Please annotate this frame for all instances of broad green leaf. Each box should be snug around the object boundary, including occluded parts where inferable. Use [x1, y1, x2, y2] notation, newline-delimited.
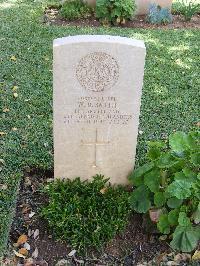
[157, 153, 180, 169]
[144, 169, 161, 193]
[167, 197, 183, 208]
[186, 132, 199, 149]
[147, 147, 161, 160]
[129, 185, 151, 213]
[174, 171, 195, 185]
[168, 209, 179, 226]
[164, 190, 171, 199]
[128, 162, 154, 186]
[157, 214, 170, 234]
[147, 141, 166, 149]
[174, 174, 196, 190]
[167, 180, 192, 199]
[154, 192, 166, 207]
[190, 153, 200, 167]
[182, 168, 197, 179]
[178, 212, 191, 227]
[170, 225, 200, 252]
[174, 171, 186, 180]
[169, 131, 195, 153]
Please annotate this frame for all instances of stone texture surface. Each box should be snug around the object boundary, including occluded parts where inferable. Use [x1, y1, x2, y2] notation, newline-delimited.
[53, 35, 146, 184]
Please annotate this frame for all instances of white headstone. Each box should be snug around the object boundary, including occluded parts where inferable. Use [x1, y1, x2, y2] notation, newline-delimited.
[53, 35, 146, 184]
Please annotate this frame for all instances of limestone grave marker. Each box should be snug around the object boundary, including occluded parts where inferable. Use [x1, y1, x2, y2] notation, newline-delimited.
[53, 35, 146, 184]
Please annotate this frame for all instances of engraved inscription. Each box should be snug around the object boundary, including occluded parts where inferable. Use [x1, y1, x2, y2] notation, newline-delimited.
[81, 129, 110, 168]
[76, 52, 119, 92]
[64, 96, 133, 125]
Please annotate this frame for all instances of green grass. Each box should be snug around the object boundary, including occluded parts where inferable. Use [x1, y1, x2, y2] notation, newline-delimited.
[0, 0, 199, 256]
[41, 175, 130, 252]
[172, 0, 200, 19]
[172, 0, 200, 13]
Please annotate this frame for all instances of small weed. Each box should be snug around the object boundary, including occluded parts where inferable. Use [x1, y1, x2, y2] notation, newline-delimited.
[40, 175, 130, 252]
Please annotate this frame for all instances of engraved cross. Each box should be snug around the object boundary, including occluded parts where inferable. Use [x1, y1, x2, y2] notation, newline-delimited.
[81, 129, 110, 168]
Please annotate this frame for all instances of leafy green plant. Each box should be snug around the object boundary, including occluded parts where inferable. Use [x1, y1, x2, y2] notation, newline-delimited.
[129, 131, 200, 252]
[176, 0, 200, 21]
[147, 3, 173, 24]
[40, 175, 130, 252]
[172, 1, 185, 15]
[60, 0, 93, 20]
[96, 0, 136, 25]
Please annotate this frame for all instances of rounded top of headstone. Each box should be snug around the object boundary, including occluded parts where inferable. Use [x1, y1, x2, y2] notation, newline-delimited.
[76, 52, 119, 92]
[53, 35, 146, 50]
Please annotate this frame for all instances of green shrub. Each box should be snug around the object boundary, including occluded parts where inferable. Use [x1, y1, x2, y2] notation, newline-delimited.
[147, 3, 173, 24]
[96, 0, 136, 25]
[40, 175, 130, 252]
[60, 0, 93, 20]
[175, 0, 200, 21]
[172, 1, 185, 14]
[129, 131, 200, 252]
[46, 0, 62, 9]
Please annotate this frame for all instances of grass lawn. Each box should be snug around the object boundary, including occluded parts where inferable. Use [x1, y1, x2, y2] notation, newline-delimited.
[0, 0, 199, 256]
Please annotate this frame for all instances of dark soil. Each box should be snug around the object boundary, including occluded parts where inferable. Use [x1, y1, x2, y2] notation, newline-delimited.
[44, 7, 200, 29]
[9, 169, 170, 266]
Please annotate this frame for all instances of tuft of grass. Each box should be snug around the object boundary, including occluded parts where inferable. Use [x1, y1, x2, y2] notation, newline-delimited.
[40, 175, 130, 252]
[172, 0, 200, 20]
[0, 0, 199, 256]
